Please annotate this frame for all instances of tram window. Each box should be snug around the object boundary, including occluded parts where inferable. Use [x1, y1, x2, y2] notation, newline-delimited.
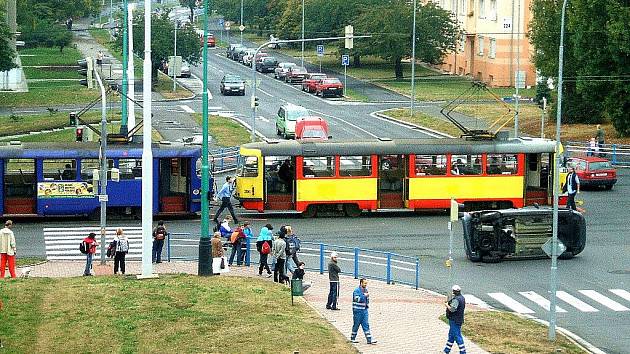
[240, 156, 259, 177]
[43, 159, 76, 181]
[118, 159, 142, 179]
[264, 156, 291, 194]
[415, 155, 447, 176]
[303, 156, 335, 178]
[81, 159, 114, 181]
[451, 154, 482, 175]
[5, 159, 36, 197]
[339, 156, 371, 177]
[487, 154, 518, 175]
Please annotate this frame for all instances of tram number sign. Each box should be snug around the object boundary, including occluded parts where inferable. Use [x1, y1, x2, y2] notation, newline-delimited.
[98, 194, 109, 202]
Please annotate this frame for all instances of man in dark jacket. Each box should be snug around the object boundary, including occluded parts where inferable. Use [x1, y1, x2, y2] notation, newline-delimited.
[443, 285, 466, 354]
[563, 167, 580, 211]
[326, 252, 341, 310]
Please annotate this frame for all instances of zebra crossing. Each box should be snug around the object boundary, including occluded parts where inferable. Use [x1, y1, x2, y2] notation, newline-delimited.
[466, 288, 630, 315]
[44, 227, 144, 260]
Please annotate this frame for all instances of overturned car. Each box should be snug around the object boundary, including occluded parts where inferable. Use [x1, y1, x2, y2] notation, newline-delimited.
[462, 207, 586, 262]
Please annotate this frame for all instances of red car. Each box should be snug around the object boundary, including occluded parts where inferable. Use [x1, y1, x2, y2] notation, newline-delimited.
[315, 77, 344, 97]
[302, 73, 327, 93]
[199, 33, 216, 47]
[566, 156, 617, 190]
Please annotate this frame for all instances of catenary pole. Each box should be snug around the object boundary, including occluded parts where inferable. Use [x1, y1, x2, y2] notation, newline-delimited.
[514, 0, 520, 137]
[410, 0, 417, 117]
[240, 0, 244, 45]
[549, 0, 569, 341]
[121, 0, 128, 134]
[93, 59, 108, 266]
[127, 3, 136, 131]
[301, 0, 305, 67]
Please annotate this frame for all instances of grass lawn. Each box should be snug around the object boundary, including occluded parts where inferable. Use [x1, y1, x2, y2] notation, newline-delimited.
[193, 114, 256, 147]
[18, 47, 82, 67]
[343, 87, 369, 102]
[446, 311, 586, 354]
[15, 257, 46, 267]
[0, 275, 355, 354]
[155, 72, 194, 100]
[0, 111, 104, 137]
[382, 108, 462, 137]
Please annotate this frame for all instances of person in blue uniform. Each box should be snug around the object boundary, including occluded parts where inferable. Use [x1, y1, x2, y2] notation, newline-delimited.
[350, 278, 377, 345]
[443, 284, 466, 354]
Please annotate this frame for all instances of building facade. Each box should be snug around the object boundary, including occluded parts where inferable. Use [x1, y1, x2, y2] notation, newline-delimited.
[435, 0, 536, 88]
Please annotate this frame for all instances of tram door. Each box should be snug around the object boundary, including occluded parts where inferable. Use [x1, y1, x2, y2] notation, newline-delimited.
[158, 158, 190, 213]
[263, 156, 295, 210]
[524, 153, 552, 206]
[2, 159, 37, 215]
[379, 155, 406, 209]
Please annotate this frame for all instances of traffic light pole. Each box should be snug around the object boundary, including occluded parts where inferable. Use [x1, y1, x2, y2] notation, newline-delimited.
[93, 59, 108, 266]
[121, 0, 128, 135]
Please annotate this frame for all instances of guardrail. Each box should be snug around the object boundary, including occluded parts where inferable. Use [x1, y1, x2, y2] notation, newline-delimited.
[210, 147, 240, 173]
[565, 141, 630, 166]
[166, 233, 421, 289]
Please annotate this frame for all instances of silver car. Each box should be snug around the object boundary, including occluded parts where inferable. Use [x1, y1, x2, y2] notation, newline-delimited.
[274, 62, 297, 80]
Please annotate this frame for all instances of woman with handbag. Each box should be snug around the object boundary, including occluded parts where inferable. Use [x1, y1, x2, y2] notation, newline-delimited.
[211, 231, 226, 275]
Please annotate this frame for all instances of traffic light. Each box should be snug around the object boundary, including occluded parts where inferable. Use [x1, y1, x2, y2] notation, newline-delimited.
[344, 25, 354, 49]
[77, 57, 93, 89]
[69, 112, 77, 126]
[75, 127, 83, 142]
[251, 95, 259, 109]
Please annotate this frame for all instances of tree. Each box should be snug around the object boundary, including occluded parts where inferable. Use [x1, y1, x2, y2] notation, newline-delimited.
[0, 19, 17, 72]
[180, 0, 196, 22]
[121, 13, 201, 83]
[529, 0, 630, 135]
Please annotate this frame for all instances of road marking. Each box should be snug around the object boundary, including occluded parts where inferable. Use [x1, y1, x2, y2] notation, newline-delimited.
[487, 292, 535, 314]
[609, 289, 630, 303]
[579, 290, 630, 311]
[518, 291, 566, 312]
[463, 294, 491, 309]
[309, 109, 380, 139]
[257, 88, 273, 97]
[257, 115, 269, 122]
[180, 105, 195, 113]
[557, 291, 599, 312]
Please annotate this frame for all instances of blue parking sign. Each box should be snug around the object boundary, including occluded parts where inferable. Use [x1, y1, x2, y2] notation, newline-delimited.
[341, 54, 350, 66]
[218, 18, 224, 26]
[316, 45, 324, 57]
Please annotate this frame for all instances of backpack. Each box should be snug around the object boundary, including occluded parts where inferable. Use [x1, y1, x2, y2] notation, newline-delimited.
[154, 226, 166, 240]
[79, 240, 89, 254]
[106, 240, 117, 258]
[261, 241, 271, 255]
[230, 229, 241, 244]
[287, 236, 300, 255]
[118, 239, 129, 253]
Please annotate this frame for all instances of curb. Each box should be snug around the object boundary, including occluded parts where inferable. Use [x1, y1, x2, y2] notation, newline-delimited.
[371, 110, 454, 138]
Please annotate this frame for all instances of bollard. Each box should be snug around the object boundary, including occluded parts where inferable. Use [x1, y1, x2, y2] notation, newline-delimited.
[386, 253, 392, 285]
[245, 236, 251, 266]
[319, 243, 325, 274]
[354, 248, 359, 279]
[167, 232, 171, 262]
[415, 258, 420, 290]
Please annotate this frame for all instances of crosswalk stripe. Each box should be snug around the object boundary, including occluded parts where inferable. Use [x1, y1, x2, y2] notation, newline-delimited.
[488, 292, 535, 314]
[463, 294, 491, 309]
[519, 291, 567, 312]
[180, 105, 195, 113]
[557, 291, 599, 312]
[579, 290, 630, 311]
[609, 289, 630, 303]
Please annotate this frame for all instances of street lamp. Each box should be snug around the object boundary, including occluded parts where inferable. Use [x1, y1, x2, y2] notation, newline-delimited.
[301, 0, 305, 67]
[198, 0, 212, 276]
[173, 20, 180, 92]
[240, 0, 244, 45]
[410, 0, 417, 117]
[548, 0, 569, 342]
[121, 0, 128, 135]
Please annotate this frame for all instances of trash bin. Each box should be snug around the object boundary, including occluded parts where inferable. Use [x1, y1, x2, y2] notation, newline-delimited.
[291, 279, 303, 296]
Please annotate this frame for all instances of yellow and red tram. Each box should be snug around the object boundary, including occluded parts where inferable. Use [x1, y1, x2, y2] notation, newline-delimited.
[235, 137, 564, 217]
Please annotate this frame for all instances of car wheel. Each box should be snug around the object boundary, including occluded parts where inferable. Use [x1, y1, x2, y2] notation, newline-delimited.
[241, 90, 245, 96]
[558, 250, 575, 260]
[276, 126, 281, 135]
[302, 204, 317, 218]
[605, 184, 613, 190]
[463, 234, 482, 262]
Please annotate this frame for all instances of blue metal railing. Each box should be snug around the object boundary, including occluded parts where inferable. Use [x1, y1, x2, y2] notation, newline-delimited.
[166, 234, 422, 289]
[565, 141, 630, 166]
[210, 146, 240, 173]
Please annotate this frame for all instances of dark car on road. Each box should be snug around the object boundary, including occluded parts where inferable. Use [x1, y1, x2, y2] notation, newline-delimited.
[462, 207, 586, 263]
[220, 74, 246, 96]
[256, 56, 278, 73]
[226, 44, 244, 60]
[566, 156, 617, 190]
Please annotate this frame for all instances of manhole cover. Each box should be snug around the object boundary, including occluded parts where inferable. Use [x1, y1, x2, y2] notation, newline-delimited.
[608, 269, 630, 274]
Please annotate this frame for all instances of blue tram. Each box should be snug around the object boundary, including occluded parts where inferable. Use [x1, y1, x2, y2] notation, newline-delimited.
[0, 142, 209, 217]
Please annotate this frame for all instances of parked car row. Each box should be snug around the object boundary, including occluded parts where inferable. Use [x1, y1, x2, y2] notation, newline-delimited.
[274, 64, 344, 97]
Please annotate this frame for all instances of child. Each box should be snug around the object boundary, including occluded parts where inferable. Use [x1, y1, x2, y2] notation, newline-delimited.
[292, 261, 311, 292]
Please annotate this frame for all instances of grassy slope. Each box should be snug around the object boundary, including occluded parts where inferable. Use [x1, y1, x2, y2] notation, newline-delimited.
[0, 111, 104, 137]
[0, 275, 355, 354]
[193, 114, 254, 147]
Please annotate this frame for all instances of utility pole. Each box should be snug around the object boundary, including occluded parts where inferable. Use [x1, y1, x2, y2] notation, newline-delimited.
[514, 0, 521, 138]
[240, 0, 244, 45]
[121, 0, 129, 135]
[173, 20, 179, 92]
[410, 0, 417, 117]
[301, 0, 305, 67]
[93, 60, 108, 266]
[127, 3, 136, 131]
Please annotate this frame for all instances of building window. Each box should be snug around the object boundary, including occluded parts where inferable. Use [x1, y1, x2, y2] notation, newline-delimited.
[459, 36, 466, 52]
[479, 0, 486, 18]
[303, 156, 335, 178]
[451, 0, 457, 13]
[415, 155, 447, 176]
[339, 156, 372, 177]
[489, 38, 496, 58]
[489, 0, 497, 20]
[478, 36, 484, 56]
[460, 0, 466, 15]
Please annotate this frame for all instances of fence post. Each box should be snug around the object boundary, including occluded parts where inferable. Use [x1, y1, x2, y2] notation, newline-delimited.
[354, 248, 359, 279]
[220, 148, 225, 171]
[245, 236, 251, 266]
[415, 258, 420, 290]
[386, 253, 391, 285]
[612, 144, 617, 164]
[167, 232, 171, 262]
[319, 243, 325, 274]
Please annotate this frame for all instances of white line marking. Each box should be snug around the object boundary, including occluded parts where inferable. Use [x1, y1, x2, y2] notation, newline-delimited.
[257, 115, 269, 122]
[369, 111, 444, 138]
[556, 291, 599, 312]
[257, 88, 273, 97]
[309, 108, 379, 139]
[518, 291, 566, 312]
[609, 289, 630, 303]
[180, 105, 195, 113]
[579, 290, 630, 311]
[487, 292, 536, 314]
[463, 294, 492, 309]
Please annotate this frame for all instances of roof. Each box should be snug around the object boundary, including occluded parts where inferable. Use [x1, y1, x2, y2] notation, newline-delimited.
[0, 142, 201, 159]
[568, 156, 610, 163]
[242, 137, 558, 157]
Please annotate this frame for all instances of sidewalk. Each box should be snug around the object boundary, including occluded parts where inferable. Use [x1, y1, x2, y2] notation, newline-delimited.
[24, 260, 489, 354]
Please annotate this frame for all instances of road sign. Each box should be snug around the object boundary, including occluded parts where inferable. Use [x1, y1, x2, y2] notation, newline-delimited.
[218, 18, 224, 26]
[316, 45, 324, 57]
[239, 25, 245, 32]
[225, 21, 231, 30]
[341, 54, 350, 66]
[542, 238, 566, 258]
[98, 194, 109, 202]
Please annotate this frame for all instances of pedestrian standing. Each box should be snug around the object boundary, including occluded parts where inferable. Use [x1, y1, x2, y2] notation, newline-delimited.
[82, 232, 98, 276]
[228, 223, 246, 266]
[0, 220, 17, 279]
[326, 252, 341, 310]
[211, 231, 225, 275]
[272, 230, 288, 283]
[152, 220, 167, 263]
[587, 138, 597, 156]
[285, 225, 301, 276]
[256, 224, 273, 277]
[240, 222, 253, 265]
[443, 285, 467, 354]
[213, 176, 239, 227]
[563, 167, 580, 211]
[351, 278, 377, 345]
[96, 50, 104, 68]
[596, 124, 605, 155]
[113, 228, 129, 275]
